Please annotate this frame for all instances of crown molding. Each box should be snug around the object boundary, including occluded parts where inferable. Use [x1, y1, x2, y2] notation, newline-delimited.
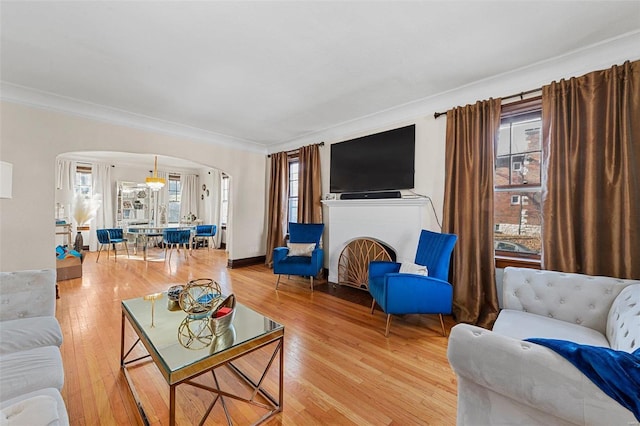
[0, 83, 268, 155]
[269, 30, 640, 154]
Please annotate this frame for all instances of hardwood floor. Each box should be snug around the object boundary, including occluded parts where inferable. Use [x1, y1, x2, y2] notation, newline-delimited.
[56, 248, 458, 425]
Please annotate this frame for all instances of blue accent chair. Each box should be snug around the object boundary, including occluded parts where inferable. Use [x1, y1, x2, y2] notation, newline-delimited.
[273, 223, 324, 291]
[96, 228, 130, 262]
[163, 229, 192, 261]
[194, 225, 217, 250]
[368, 229, 457, 337]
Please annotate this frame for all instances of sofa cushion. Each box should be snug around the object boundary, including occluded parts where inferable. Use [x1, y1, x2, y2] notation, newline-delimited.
[493, 309, 610, 348]
[607, 284, 640, 353]
[0, 317, 62, 355]
[0, 270, 57, 320]
[0, 388, 68, 426]
[0, 346, 64, 401]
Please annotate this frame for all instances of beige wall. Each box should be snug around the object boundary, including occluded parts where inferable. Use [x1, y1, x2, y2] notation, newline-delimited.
[0, 101, 266, 271]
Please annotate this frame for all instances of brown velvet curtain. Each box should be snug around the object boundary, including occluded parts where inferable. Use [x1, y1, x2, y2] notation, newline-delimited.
[542, 60, 640, 279]
[297, 144, 323, 223]
[265, 151, 289, 266]
[443, 98, 502, 328]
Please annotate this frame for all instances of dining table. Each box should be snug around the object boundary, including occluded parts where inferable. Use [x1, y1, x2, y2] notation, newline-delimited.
[126, 225, 196, 261]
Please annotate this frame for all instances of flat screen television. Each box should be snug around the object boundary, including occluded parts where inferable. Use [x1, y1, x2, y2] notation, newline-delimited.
[330, 124, 415, 193]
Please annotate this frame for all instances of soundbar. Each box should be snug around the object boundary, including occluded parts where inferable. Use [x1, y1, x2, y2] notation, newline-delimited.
[340, 191, 402, 200]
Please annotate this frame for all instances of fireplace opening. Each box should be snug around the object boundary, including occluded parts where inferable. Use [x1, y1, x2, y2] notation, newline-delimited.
[337, 238, 396, 290]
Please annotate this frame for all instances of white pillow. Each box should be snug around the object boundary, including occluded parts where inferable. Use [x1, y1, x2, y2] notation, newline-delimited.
[399, 262, 428, 276]
[287, 242, 316, 257]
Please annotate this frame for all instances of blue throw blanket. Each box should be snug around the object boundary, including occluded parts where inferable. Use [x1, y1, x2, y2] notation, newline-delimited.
[526, 338, 640, 421]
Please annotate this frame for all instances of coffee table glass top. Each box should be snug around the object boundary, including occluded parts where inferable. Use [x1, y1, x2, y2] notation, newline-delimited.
[122, 293, 283, 377]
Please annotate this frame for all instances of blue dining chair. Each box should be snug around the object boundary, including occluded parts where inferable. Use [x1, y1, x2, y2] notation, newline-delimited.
[368, 229, 457, 337]
[96, 228, 130, 262]
[194, 225, 217, 250]
[163, 229, 191, 261]
[273, 223, 324, 291]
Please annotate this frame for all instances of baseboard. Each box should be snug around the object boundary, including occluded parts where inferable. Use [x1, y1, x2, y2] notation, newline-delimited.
[227, 255, 266, 268]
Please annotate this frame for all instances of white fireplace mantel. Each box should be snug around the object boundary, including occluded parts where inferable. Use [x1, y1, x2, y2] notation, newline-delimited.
[322, 197, 429, 283]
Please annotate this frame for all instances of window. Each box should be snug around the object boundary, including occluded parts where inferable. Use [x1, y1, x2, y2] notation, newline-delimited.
[167, 174, 181, 223]
[221, 174, 229, 226]
[75, 165, 92, 198]
[288, 159, 299, 224]
[494, 97, 542, 260]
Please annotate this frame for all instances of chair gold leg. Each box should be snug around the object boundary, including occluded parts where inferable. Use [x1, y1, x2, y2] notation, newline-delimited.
[439, 314, 446, 337]
[96, 246, 102, 262]
[124, 242, 130, 258]
[370, 299, 376, 314]
[310, 276, 314, 292]
[385, 314, 392, 337]
[275, 275, 281, 290]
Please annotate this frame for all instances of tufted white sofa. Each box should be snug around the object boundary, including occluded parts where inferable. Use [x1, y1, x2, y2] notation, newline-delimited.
[0, 269, 69, 425]
[447, 267, 640, 425]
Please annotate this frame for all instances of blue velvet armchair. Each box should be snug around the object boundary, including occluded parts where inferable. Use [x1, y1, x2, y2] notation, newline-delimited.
[368, 229, 457, 336]
[96, 228, 130, 262]
[273, 223, 324, 291]
[194, 224, 217, 250]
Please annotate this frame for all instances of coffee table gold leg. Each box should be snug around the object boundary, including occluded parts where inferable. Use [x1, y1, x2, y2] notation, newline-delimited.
[170, 385, 176, 425]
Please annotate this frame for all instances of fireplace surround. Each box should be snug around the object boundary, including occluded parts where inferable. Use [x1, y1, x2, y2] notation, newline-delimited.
[322, 198, 430, 284]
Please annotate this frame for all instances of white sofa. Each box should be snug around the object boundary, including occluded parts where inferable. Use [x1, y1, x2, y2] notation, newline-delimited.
[447, 267, 640, 426]
[0, 269, 69, 425]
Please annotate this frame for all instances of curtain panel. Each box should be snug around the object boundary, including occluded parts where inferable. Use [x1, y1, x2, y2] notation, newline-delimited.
[443, 98, 502, 328]
[542, 60, 640, 279]
[89, 163, 113, 251]
[297, 144, 323, 224]
[179, 174, 199, 221]
[265, 152, 289, 266]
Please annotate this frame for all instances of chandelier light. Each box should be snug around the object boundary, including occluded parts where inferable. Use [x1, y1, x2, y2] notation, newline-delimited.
[146, 156, 166, 191]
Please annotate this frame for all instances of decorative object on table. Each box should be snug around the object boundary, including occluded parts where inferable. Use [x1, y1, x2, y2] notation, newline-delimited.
[159, 205, 167, 226]
[178, 278, 222, 318]
[210, 293, 236, 336]
[143, 292, 163, 328]
[209, 324, 236, 353]
[167, 284, 184, 311]
[177, 316, 213, 349]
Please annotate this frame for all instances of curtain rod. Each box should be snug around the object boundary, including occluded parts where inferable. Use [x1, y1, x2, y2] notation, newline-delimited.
[433, 87, 542, 119]
[267, 141, 324, 158]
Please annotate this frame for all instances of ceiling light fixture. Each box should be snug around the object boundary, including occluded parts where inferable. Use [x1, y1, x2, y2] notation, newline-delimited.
[146, 156, 166, 191]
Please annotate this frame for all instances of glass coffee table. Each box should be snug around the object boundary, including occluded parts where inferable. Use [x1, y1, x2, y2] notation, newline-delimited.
[120, 293, 284, 425]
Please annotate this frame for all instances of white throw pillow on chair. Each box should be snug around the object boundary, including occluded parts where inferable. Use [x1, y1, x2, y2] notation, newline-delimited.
[399, 262, 428, 276]
[287, 243, 316, 257]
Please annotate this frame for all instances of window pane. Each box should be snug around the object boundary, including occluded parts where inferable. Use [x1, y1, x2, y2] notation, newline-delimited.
[511, 119, 541, 153]
[168, 201, 180, 223]
[494, 190, 541, 255]
[496, 126, 511, 156]
[495, 156, 510, 186]
[288, 198, 298, 224]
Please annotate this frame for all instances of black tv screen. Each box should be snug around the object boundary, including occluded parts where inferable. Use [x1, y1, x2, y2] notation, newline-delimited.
[330, 124, 415, 193]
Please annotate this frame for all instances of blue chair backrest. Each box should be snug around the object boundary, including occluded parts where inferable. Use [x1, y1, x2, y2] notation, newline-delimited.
[163, 229, 181, 244]
[108, 228, 124, 240]
[288, 223, 324, 248]
[196, 225, 216, 235]
[97, 229, 110, 244]
[413, 229, 458, 282]
[177, 230, 191, 244]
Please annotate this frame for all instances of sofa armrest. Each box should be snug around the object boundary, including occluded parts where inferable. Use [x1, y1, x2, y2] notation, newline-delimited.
[0, 269, 57, 320]
[447, 324, 637, 425]
[502, 267, 638, 334]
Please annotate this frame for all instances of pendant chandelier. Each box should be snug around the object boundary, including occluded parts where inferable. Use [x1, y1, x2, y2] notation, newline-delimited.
[146, 156, 166, 191]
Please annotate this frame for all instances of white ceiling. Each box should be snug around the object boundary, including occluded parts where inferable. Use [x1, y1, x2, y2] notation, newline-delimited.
[2, 1, 640, 153]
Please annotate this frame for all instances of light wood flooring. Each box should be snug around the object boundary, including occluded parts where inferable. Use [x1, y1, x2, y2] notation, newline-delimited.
[56, 247, 458, 425]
